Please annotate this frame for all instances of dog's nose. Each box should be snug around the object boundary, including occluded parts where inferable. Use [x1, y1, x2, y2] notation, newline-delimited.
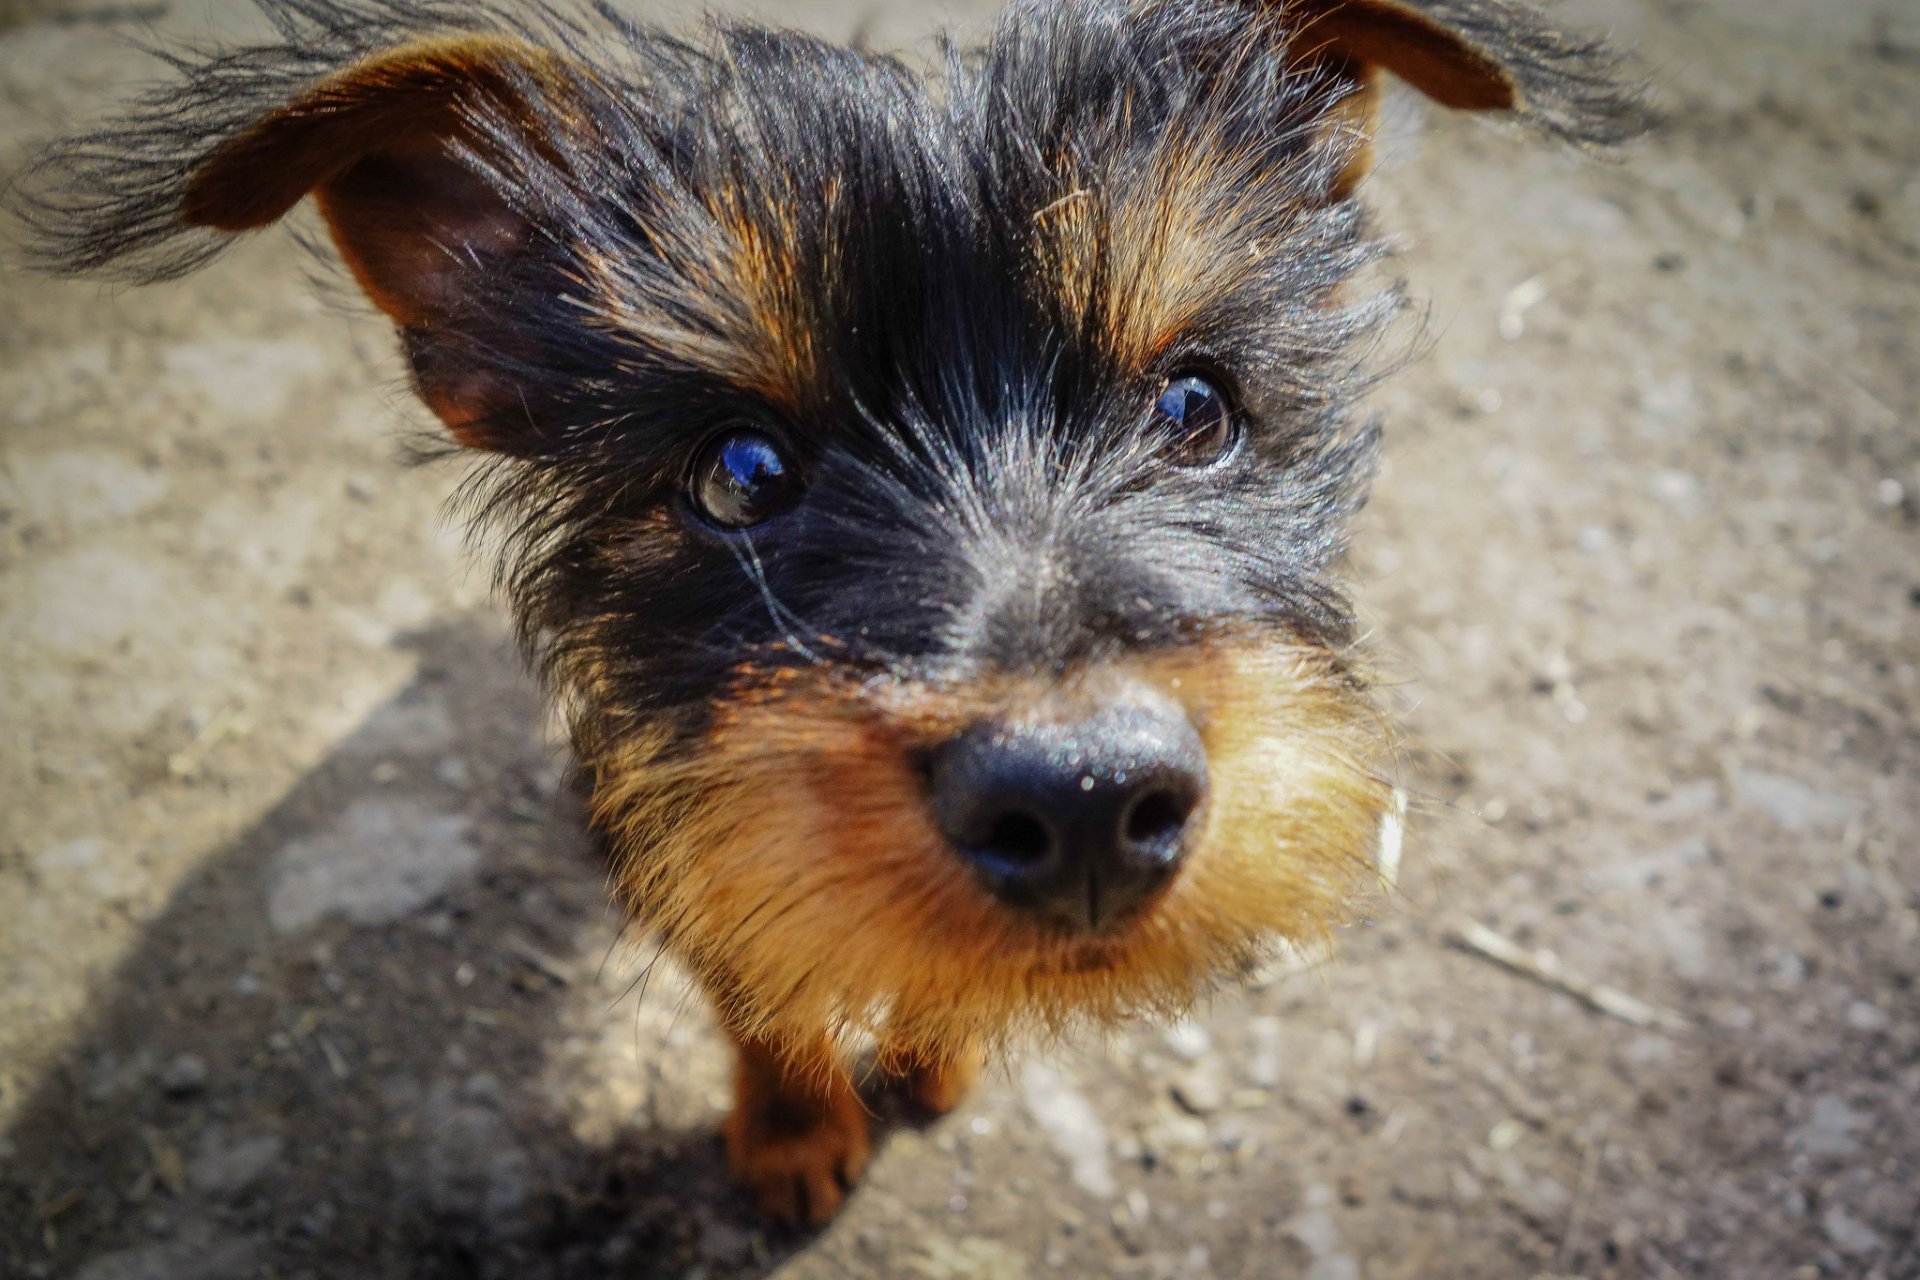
[928, 697, 1207, 933]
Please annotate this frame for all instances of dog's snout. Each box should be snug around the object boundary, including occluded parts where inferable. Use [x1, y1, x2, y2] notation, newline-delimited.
[928, 697, 1207, 933]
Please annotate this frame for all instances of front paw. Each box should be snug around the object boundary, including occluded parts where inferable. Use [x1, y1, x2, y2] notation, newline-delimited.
[724, 1064, 871, 1225]
[890, 1048, 980, 1117]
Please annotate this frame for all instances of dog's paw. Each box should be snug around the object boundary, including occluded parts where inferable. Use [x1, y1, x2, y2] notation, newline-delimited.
[724, 1074, 871, 1226]
[894, 1049, 980, 1117]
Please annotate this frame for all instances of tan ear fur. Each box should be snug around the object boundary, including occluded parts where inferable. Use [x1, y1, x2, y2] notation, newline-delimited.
[175, 36, 568, 441]
[1316, 62, 1387, 200]
[1285, 0, 1519, 196]
[1291, 0, 1516, 111]
[182, 36, 557, 323]
[1283, 0, 1650, 195]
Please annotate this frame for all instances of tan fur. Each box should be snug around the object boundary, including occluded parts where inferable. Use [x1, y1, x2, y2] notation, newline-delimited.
[1321, 63, 1387, 200]
[1028, 0, 1528, 295]
[706, 190, 828, 414]
[590, 636, 1394, 1069]
[1033, 127, 1315, 373]
[182, 36, 565, 235]
[567, 178, 830, 419]
[181, 36, 576, 445]
[724, 1031, 871, 1224]
[1282, 0, 1517, 113]
[883, 1043, 983, 1116]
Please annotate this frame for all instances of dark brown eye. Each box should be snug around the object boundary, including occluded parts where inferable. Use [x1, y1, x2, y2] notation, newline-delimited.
[1151, 374, 1236, 467]
[691, 430, 801, 529]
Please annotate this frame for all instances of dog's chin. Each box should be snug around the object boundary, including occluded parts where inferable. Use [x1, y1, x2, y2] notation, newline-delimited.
[1047, 943, 1121, 976]
[1008, 880, 1183, 971]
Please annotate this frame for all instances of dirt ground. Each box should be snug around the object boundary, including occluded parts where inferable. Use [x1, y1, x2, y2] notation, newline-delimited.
[1, 0, 1915, 1277]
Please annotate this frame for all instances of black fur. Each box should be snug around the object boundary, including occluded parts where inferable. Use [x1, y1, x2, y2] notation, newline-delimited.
[8, 0, 1647, 762]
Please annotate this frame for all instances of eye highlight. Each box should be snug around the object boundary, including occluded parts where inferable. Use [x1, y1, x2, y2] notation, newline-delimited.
[690, 429, 802, 529]
[1150, 374, 1237, 468]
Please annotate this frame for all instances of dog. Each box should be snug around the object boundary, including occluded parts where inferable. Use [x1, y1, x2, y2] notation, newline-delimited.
[12, 0, 1645, 1225]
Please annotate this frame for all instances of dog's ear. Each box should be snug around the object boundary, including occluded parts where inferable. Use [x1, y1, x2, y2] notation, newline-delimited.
[185, 36, 575, 442]
[13, 31, 585, 449]
[183, 37, 556, 327]
[1277, 0, 1650, 194]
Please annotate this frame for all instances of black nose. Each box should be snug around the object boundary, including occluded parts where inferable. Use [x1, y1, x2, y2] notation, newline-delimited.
[928, 697, 1208, 933]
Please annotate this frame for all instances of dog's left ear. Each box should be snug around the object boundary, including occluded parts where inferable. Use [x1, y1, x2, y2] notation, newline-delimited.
[1276, 0, 1651, 193]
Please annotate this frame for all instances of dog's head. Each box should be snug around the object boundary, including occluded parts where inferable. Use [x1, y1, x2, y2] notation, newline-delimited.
[15, 0, 1645, 1058]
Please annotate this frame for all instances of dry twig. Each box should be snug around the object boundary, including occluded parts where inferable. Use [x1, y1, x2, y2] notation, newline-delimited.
[1447, 919, 1689, 1034]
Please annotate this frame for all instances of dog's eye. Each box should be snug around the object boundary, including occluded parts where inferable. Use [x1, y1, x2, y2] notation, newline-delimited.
[1151, 374, 1236, 467]
[691, 430, 801, 529]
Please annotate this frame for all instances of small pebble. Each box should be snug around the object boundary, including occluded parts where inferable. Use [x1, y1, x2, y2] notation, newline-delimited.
[1823, 1206, 1887, 1257]
[1162, 1021, 1211, 1062]
[1171, 1069, 1225, 1117]
[295, 1202, 337, 1237]
[159, 1054, 208, 1097]
[1652, 470, 1697, 503]
[1796, 1095, 1867, 1158]
[1845, 1001, 1890, 1033]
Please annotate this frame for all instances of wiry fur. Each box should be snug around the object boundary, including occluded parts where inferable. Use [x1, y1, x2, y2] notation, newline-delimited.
[8, 0, 1646, 1224]
[594, 638, 1394, 1064]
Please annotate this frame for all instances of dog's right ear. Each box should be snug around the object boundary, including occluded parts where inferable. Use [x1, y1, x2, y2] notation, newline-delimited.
[184, 36, 563, 329]
[13, 31, 585, 448]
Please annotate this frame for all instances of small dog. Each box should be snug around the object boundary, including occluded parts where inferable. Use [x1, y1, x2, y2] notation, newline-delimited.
[13, 0, 1644, 1225]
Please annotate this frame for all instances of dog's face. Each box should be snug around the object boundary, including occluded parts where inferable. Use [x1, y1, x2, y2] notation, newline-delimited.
[510, 2, 1405, 1057]
[17, 0, 1644, 1059]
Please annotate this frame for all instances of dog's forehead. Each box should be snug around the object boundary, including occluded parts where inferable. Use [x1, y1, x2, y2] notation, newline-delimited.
[599, 53, 1341, 427]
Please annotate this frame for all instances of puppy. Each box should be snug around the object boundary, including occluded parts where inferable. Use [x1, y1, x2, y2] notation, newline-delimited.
[13, 0, 1645, 1225]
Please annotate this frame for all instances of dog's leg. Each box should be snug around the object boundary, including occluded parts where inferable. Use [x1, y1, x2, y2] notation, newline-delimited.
[880, 1042, 982, 1117]
[723, 1030, 871, 1225]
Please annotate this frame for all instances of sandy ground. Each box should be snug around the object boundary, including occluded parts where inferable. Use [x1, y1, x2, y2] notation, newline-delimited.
[1, 0, 1916, 1277]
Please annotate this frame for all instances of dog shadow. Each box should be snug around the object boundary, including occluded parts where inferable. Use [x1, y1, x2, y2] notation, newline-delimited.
[0, 616, 875, 1280]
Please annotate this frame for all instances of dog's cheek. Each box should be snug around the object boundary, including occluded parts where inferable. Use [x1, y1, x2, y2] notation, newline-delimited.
[1143, 638, 1395, 956]
[585, 676, 1003, 1053]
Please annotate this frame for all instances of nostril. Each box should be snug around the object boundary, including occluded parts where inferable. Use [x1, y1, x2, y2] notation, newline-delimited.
[982, 812, 1052, 866]
[1123, 787, 1196, 850]
[929, 697, 1206, 931]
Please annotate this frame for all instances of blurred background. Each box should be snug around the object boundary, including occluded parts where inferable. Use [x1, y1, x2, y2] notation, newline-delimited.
[1, 1, 1915, 1277]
